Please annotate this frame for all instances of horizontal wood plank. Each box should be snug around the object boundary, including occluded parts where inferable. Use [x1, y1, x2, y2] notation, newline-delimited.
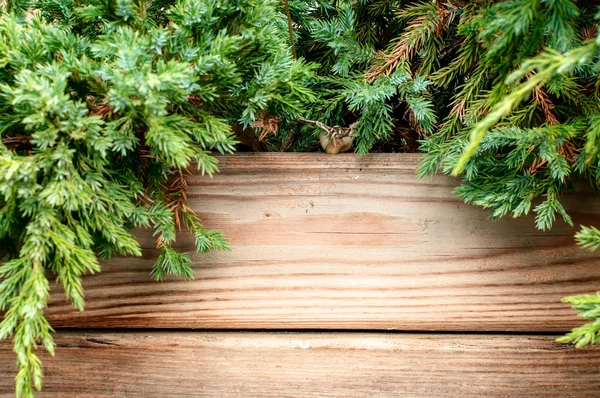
[45, 153, 600, 331]
[1, 332, 600, 397]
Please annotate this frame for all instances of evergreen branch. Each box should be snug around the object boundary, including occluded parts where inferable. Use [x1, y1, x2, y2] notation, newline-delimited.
[452, 41, 598, 176]
[558, 293, 600, 347]
[0, 1, 312, 395]
[575, 225, 600, 252]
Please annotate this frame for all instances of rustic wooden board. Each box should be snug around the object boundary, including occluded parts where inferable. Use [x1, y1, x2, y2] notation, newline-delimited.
[1, 332, 600, 397]
[45, 153, 600, 331]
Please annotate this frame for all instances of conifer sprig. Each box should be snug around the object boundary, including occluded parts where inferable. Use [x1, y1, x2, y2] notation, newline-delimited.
[0, 1, 313, 396]
[288, 0, 600, 351]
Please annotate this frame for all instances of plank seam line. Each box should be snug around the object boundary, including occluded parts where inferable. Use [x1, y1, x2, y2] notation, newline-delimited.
[50, 328, 570, 337]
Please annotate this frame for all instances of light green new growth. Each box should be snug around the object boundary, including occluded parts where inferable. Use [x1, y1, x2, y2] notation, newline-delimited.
[0, 0, 314, 396]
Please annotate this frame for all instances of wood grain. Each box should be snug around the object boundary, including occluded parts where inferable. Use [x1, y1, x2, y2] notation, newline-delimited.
[45, 153, 600, 331]
[1, 332, 600, 397]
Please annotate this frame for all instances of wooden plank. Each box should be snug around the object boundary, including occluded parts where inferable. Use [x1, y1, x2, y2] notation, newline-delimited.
[1, 332, 600, 397]
[45, 153, 600, 331]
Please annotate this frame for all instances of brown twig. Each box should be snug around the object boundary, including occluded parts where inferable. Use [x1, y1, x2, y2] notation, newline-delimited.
[297, 117, 335, 134]
[366, 2, 457, 82]
[527, 72, 558, 125]
[155, 168, 198, 248]
[2, 135, 32, 151]
[283, 0, 296, 59]
[252, 112, 282, 141]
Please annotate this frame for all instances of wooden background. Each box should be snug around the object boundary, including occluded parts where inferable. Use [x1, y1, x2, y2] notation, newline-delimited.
[2, 153, 600, 396]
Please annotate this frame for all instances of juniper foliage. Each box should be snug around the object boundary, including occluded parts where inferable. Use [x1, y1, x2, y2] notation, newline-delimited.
[275, 0, 436, 153]
[412, 2, 600, 348]
[285, 1, 600, 348]
[4, 0, 600, 395]
[0, 0, 313, 396]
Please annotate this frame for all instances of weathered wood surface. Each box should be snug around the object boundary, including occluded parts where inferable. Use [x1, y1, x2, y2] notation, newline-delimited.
[1, 332, 599, 397]
[45, 153, 600, 331]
